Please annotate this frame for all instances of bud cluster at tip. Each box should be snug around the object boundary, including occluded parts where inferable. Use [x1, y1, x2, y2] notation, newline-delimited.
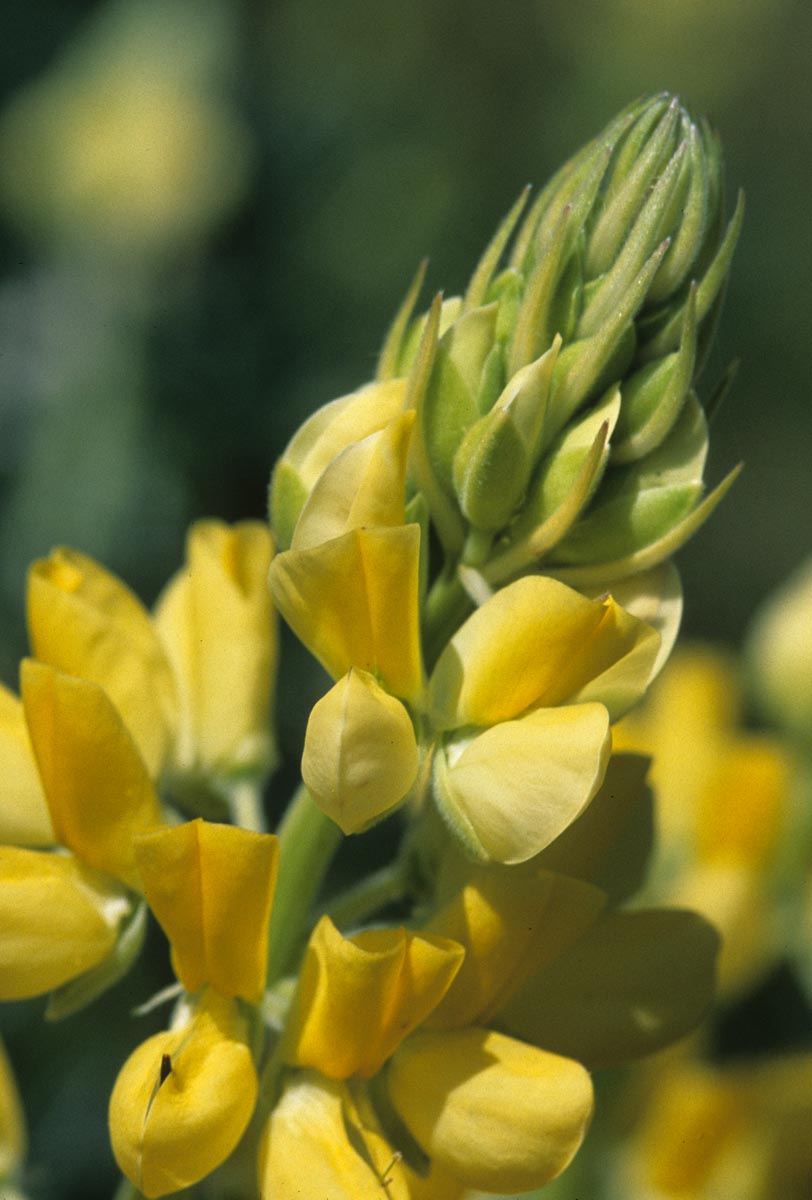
[353, 91, 743, 587]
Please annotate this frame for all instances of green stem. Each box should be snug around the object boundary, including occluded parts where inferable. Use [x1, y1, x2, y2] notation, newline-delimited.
[422, 567, 473, 669]
[265, 784, 343, 986]
[321, 861, 409, 930]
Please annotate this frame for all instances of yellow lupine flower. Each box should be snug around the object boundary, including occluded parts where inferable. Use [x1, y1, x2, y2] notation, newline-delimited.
[387, 1027, 593, 1194]
[27, 547, 177, 778]
[0, 659, 160, 1001]
[283, 916, 464, 1078]
[109, 990, 258, 1200]
[0, 848, 126, 1000]
[291, 411, 416, 552]
[153, 520, 277, 778]
[259, 1071, 411, 1200]
[270, 376, 408, 548]
[302, 668, 421, 834]
[109, 819, 279, 1197]
[27, 521, 278, 788]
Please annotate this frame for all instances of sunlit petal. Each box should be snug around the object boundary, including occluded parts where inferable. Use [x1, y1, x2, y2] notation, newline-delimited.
[388, 1027, 593, 1194]
[0, 681, 53, 846]
[434, 704, 611, 864]
[27, 547, 176, 776]
[269, 525, 423, 702]
[302, 669, 419, 834]
[21, 660, 161, 888]
[134, 820, 279, 1001]
[284, 916, 464, 1079]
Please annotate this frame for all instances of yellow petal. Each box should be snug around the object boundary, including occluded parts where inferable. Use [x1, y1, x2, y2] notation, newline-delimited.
[387, 1028, 593, 1194]
[0, 681, 53, 846]
[0, 1040, 26, 1175]
[302, 669, 419, 834]
[27, 547, 176, 776]
[0, 848, 125, 1000]
[258, 1071, 409, 1200]
[696, 736, 788, 868]
[269, 525, 423, 703]
[21, 660, 162, 888]
[434, 704, 611, 864]
[424, 869, 606, 1030]
[134, 820, 279, 1001]
[154, 520, 277, 776]
[109, 991, 257, 1199]
[284, 915, 464, 1079]
[270, 377, 408, 547]
[429, 575, 655, 728]
[498, 908, 720, 1066]
[568, 594, 662, 721]
[292, 411, 416, 551]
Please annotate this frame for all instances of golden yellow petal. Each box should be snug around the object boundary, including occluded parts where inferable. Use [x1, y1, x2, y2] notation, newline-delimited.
[21, 660, 162, 888]
[429, 575, 655, 728]
[498, 908, 720, 1067]
[109, 991, 257, 1199]
[258, 1072, 409, 1200]
[269, 525, 423, 703]
[292, 411, 416, 551]
[284, 916, 464, 1079]
[134, 819, 279, 1001]
[387, 1028, 593, 1194]
[0, 848, 124, 1000]
[434, 704, 611, 864]
[302, 669, 419, 834]
[424, 869, 605, 1030]
[0, 681, 53, 846]
[27, 547, 176, 776]
[154, 520, 277, 775]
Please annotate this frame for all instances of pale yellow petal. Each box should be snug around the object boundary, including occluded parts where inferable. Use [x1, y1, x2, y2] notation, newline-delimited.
[696, 736, 788, 868]
[109, 991, 257, 1199]
[292, 411, 415, 551]
[27, 547, 176, 776]
[21, 660, 162, 888]
[258, 1072, 409, 1200]
[568, 595, 662, 721]
[0, 681, 53, 846]
[283, 916, 464, 1079]
[434, 704, 611, 864]
[154, 520, 277, 775]
[429, 575, 655, 728]
[269, 525, 423, 702]
[302, 669, 419, 834]
[0, 848, 125, 999]
[498, 908, 720, 1066]
[387, 1028, 593, 1194]
[424, 869, 605, 1030]
[134, 820, 279, 1001]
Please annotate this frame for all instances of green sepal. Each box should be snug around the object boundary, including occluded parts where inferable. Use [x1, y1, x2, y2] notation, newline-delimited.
[586, 97, 681, 278]
[552, 391, 710, 566]
[577, 138, 687, 338]
[405, 490, 432, 609]
[45, 900, 147, 1021]
[647, 121, 709, 303]
[397, 296, 463, 376]
[269, 460, 309, 551]
[611, 284, 697, 464]
[545, 239, 668, 443]
[421, 303, 499, 492]
[430, 739, 491, 864]
[376, 259, 428, 381]
[452, 340, 559, 532]
[464, 186, 530, 312]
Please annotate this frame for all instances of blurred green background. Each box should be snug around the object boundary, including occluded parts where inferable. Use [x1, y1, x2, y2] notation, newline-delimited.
[1, 1, 810, 1196]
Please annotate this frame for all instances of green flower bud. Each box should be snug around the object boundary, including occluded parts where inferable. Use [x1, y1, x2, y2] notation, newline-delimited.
[391, 92, 742, 581]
